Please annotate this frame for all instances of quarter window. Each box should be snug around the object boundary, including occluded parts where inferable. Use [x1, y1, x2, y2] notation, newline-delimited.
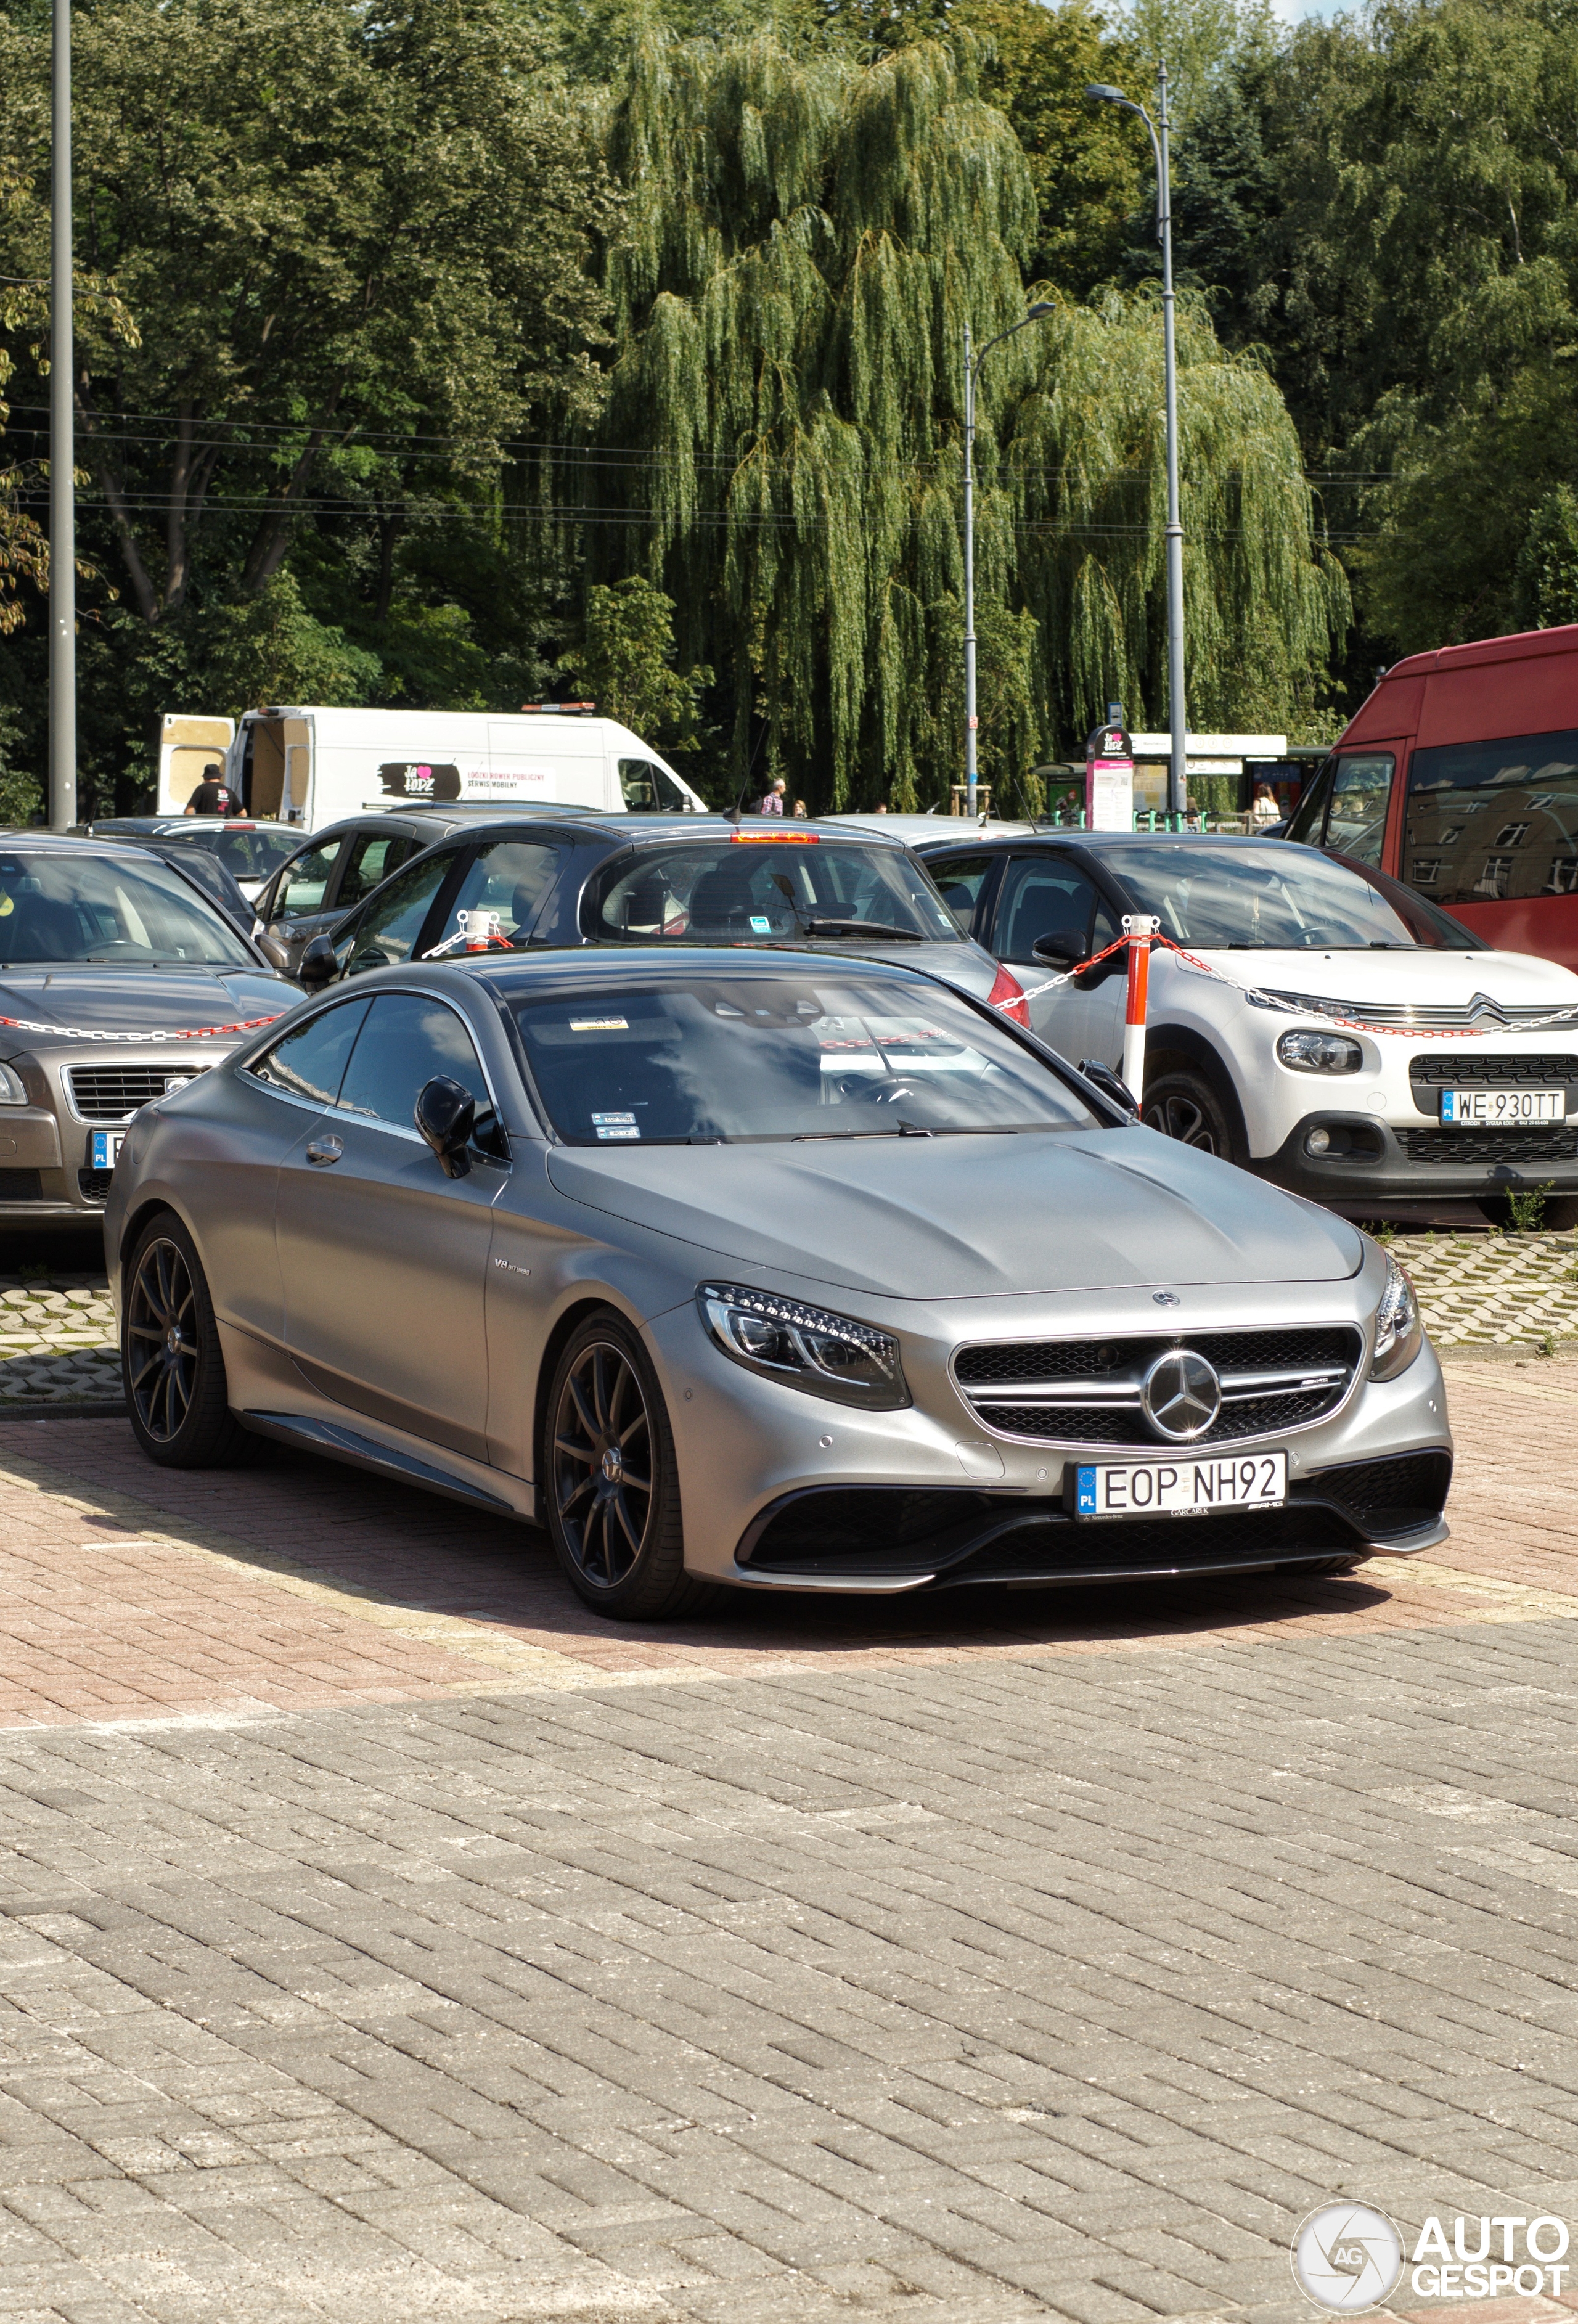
[248, 998, 370, 1107]
[1405, 727, 1578, 905]
[1323, 755, 1395, 865]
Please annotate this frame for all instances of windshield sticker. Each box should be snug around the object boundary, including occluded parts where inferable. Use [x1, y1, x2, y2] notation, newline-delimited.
[571, 1017, 629, 1031]
[592, 1110, 640, 1140]
[749, 915, 772, 934]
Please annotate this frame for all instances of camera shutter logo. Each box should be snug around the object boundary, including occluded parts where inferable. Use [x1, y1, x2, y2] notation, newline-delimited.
[1291, 2203, 1404, 2312]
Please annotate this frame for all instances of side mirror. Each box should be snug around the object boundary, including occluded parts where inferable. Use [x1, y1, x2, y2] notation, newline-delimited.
[1031, 931, 1082, 967]
[297, 933, 337, 990]
[415, 1076, 475, 1178]
[1077, 1057, 1140, 1119]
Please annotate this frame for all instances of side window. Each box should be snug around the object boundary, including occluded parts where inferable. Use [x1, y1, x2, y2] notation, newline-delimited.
[248, 997, 370, 1107]
[336, 992, 493, 1135]
[923, 852, 995, 933]
[426, 840, 564, 954]
[339, 830, 417, 910]
[619, 758, 691, 812]
[994, 859, 1099, 964]
[1283, 761, 1333, 847]
[1404, 727, 1578, 905]
[344, 850, 455, 976]
[271, 835, 345, 920]
[1323, 755, 1396, 866]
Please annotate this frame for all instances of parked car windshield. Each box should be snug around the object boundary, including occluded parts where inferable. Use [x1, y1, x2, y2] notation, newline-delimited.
[159, 824, 301, 882]
[1110, 842, 1419, 949]
[0, 851, 253, 967]
[591, 838, 961, 946]
[510, 972, 1098, 1143]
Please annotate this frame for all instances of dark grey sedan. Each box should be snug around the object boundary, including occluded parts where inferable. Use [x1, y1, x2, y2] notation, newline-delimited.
[105, 947, 1452, 1618]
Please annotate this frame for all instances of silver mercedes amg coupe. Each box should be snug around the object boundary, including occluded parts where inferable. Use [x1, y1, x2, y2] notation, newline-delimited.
[105, 949, 1453, 1618]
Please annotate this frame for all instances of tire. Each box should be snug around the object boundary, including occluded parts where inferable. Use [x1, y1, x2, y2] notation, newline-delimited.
[543, 1311, 712, 1621]
[1478, 1193, 1578, 1232]
[1142, 1066, 1241, 1162]
[123, 1210, 252, 1467]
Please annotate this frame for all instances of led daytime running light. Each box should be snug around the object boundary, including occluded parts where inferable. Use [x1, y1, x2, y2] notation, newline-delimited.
[1369, 1252, 1423, 1381]
[697, 1281, 908, 1409]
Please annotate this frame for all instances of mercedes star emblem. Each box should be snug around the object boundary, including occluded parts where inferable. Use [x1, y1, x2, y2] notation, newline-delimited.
[1140, 1348, 1222, 1442]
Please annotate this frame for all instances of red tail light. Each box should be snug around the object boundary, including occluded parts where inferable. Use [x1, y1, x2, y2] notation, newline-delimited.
[987, 964, 1030, 1028]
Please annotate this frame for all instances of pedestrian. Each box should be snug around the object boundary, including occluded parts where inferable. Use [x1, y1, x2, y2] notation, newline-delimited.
[873, 801, 888, 813]
[1251, 782, 1280, 827]
[184, 763, 242, 817]
[758, 777, 786, 816]
[791, 798, 807, 818]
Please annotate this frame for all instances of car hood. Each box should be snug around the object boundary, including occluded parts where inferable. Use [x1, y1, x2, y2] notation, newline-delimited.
[0, 967, 296, 1050]
[1175, 944, 1578, 1006]
[545, 1127, 1363, 1299]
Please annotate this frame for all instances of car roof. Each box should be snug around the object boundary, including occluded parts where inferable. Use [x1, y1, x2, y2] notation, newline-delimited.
[383, 814, 914, 852]
[910, 828, 1309, 853]
[836, 814, 1040, 841]
[464, 944, 937, 989]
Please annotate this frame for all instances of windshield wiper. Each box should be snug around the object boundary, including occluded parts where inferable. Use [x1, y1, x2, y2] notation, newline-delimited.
[804, 919, 923, 941]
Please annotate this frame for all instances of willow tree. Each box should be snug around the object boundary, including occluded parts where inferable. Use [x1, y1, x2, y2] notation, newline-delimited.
[574, 28, 1344, 808]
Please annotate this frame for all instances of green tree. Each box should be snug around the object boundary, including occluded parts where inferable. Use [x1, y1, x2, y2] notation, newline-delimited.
[559, 576, 712, 748]
[1515, 486, 1578, 631]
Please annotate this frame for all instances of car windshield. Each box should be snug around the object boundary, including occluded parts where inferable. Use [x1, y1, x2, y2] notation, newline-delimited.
[1111, 843, 1418, 949]
[510, 973, 1098, 1144]
[591, 838, 960, 946]
[163, 825, 301, 881]
[0, 851, 252, 967]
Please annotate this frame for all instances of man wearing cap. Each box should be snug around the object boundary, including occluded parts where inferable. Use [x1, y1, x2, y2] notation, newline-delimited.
[185, 764, 242, 817]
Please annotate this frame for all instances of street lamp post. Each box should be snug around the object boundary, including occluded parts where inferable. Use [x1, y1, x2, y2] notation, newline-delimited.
[963, 301, 1053, 820]
[1087, 66, 1186, 822]
[49, 0, 76, 830]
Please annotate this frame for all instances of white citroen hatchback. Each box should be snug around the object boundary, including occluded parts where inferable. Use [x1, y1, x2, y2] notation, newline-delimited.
[917, 829, 1578, 1225]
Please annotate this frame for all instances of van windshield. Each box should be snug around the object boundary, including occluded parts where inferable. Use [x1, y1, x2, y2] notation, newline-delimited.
[592, 839, 960, 945]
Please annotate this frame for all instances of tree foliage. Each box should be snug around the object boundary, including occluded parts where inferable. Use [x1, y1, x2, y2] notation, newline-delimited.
[559, 576, 712, 748]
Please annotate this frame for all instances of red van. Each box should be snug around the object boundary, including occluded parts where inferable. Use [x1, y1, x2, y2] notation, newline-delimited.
[1285, 623, 1578, 968]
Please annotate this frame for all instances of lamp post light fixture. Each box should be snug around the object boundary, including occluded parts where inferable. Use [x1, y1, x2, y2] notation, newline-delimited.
[962, 300, 1055, 822]
[49, 0, 76, 830]
[1087, 66, 1187, 822]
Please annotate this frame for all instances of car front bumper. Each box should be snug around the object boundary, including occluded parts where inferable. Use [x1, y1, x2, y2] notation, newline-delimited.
[1255, 1108, 1578, 1209]
[644, 1270, 1452, 1592]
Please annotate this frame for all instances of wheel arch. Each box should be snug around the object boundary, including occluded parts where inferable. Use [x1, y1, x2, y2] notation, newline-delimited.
[1142, 1023, 1253, 1160]
[117, 1193, 198, 1279]
[531, 1291, 645, 1492]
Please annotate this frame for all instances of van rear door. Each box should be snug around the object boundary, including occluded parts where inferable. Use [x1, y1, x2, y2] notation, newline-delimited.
[157, 715, 235, 814]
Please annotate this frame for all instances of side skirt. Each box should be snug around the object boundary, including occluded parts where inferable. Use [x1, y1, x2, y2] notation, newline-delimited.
[240, 1409, 520, 1518]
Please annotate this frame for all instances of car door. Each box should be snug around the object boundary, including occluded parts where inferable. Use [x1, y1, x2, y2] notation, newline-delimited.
[256, 830, 351, 972]
[918, 848, 1004, 937]
[989, 854, 1125, 1063]
[274, 988, 509, 1460]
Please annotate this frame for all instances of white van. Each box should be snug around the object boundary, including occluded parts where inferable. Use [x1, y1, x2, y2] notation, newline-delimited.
[155, 705, 707, 827]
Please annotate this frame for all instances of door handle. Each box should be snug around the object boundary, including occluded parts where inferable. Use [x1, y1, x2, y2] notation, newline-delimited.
[304, 1135, 343, 1167]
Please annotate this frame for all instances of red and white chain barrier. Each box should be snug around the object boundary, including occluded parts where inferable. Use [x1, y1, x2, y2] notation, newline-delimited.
[0, 1013, 284, 1045]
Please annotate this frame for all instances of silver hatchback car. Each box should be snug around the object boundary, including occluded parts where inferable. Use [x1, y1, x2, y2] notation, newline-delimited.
[106, 948, 1452, 1619]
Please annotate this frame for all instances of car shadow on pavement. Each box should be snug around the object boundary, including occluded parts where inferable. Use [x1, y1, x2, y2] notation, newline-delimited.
[4, 1418, 1402, 1680]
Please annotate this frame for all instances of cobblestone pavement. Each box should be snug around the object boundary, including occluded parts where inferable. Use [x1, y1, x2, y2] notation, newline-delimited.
[0, 1366, 1574, 2321]
[0, 1274, 120, 1409]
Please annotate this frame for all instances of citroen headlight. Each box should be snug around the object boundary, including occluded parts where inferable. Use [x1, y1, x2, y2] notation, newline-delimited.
[1370, 1253, 1423, 1381]
[0, 1063, 27, 1105]
[697, 1282, 909, 1409]
[1277, 1029, 1363, 1073]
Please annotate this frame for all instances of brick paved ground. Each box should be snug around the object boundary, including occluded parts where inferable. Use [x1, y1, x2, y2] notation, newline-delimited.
[0, 1363, 1574, 2322]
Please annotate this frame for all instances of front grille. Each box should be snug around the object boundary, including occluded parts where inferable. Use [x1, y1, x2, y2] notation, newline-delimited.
[1265, 991, 1571, 1031]
[1409, 1052, 1578, 1088]
[1400, 1127, 1578, 1164]
[78, 1168, 113, 1204]
[65, 1064, 205, 1122]
[952, 1326, 1362, 1448]
[0, 1169, 43, 1202]
[1298, 1449, 1452, 1535]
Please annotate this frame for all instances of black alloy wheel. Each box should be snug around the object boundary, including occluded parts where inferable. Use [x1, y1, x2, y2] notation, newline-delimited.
[123, 1212, 251, 1468]
[544, 1312, 709, 1620]
[1142, 1068, 1237, 1160]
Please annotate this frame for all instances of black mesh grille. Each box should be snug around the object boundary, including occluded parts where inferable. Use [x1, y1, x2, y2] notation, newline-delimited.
[941, 1505, 1360, 1584]
[66, 1065, 201, 1121]
[0, 1169, 42, 1201]
[1409, 1053, 1578, 1089]
[1298, 1450, 1452, 1532]
[1401, 1128, 1578, 1163]
[746, 1487, 1003, 1573]
[77, 1168, 113, 1204]
[954, 1327, 1362, 1447]
[954, 1327, 1357, 1386]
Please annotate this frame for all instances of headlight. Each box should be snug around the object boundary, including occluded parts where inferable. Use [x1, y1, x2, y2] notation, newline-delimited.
[1277, 1028, 1363, 1073]
[0, 1063, 27, 1105]
[1370, 1253, 1423, 1381]
[697, 1282, 909, 1409]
